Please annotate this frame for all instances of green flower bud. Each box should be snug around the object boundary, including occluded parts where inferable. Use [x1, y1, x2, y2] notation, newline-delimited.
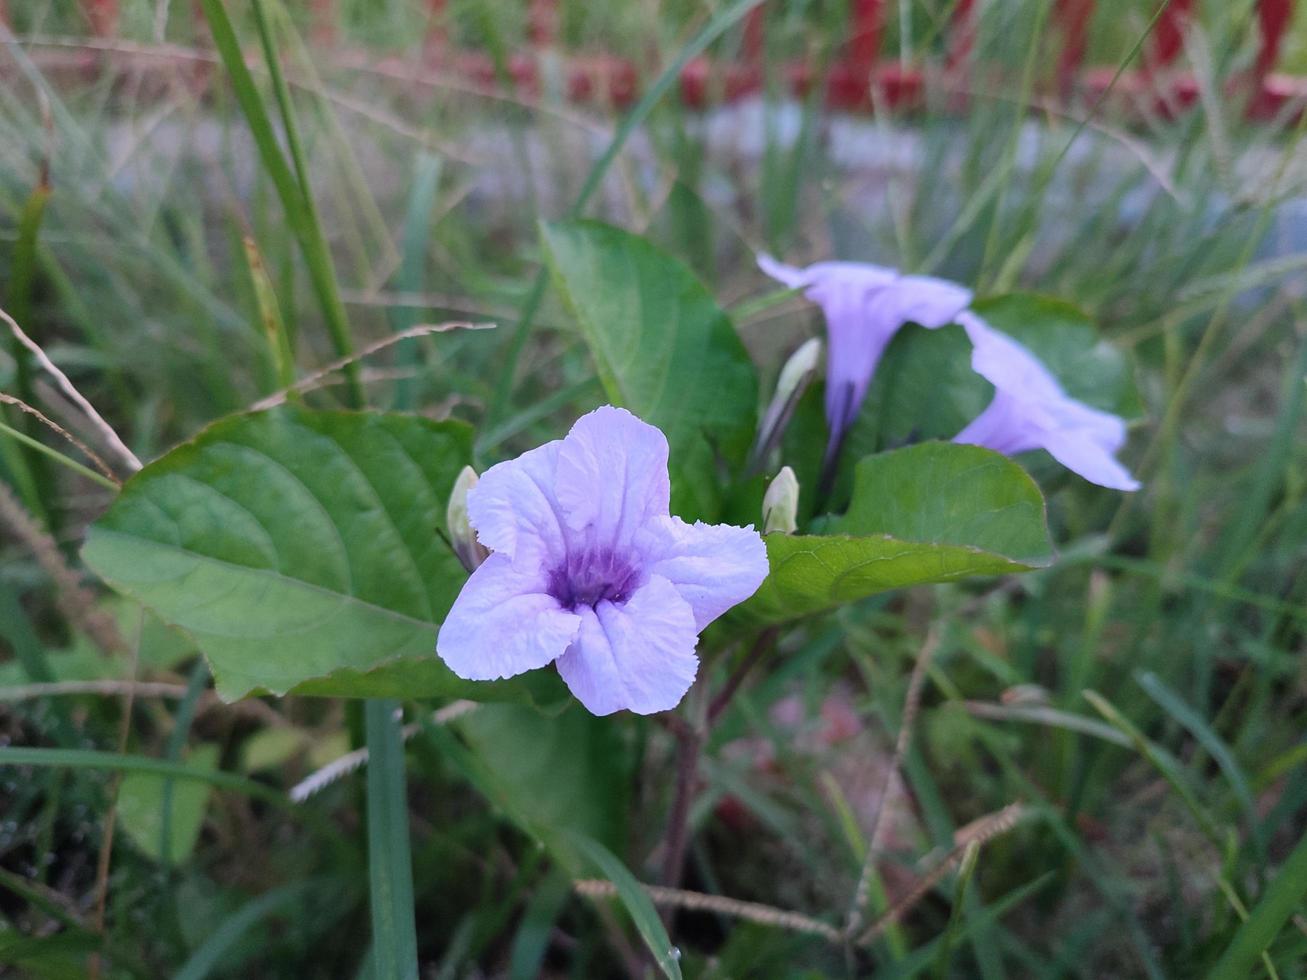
[762, 466, 800, 534]
[447, 465, 489, 572]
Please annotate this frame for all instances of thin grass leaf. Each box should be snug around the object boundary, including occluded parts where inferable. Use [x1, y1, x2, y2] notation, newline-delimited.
[488, 0, 766, 424]
[199, 0, 362, 406]
[174, 880, 322, 980]
[556, 828, 683, 980]
[932, 841, 981, 980]
[241, 235, 297, 393]
[2, 175, 54, 529]
[1135, 671, 1263, 859]
[364, 699, 419, 980]
[390, 152, 443, 412]
[1083, 690, 1224, 848]
[0, 418, 118, 491]
[1207, 829, 1307, 980]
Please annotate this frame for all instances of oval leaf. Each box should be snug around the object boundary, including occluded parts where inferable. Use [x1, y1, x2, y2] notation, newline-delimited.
[540, 219, 758, 517]
[81, 407, 519, 702]
[736, 443, 1052, 625]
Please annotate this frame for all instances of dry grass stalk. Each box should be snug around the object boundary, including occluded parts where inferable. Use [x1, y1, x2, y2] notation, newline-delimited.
[0, 479, 127, 655]
[574, 880, 842, 942]
[856, 801, 1030, 947]
[846, 625, 943, 937]
[289, 699, 478, 802]
[0, 392, 120, 485]
[249, 321, 494, 411]
[0, 305, 142, 473]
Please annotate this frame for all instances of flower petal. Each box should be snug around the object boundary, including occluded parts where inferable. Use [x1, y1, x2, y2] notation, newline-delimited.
[955, 393, 1140, 491]
[466, 440, 567, 562]
[953, 392, 1047, 456]
[1043, 431, 1142, 491]
[637, 516, 769, 631]
[877, 275, 972, 330]
[954, 314, 1140, 490]
[958, 311, 1064, 402]
[436, 554, 581, 681]
[555, 406, 670, 550]
[554, 575, 698, 716]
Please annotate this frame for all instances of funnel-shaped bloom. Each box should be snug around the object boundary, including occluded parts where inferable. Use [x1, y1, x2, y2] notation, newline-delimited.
[953, 312, 1139, 491]
[436, 406, 769, 715]
[758, 255, 972, 462]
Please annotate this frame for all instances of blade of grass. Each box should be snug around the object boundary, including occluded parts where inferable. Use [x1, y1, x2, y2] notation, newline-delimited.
[0, 419, 118, 491]
[0, 747, 288, 805]
[390, 152, 443, 412]
[3, 174, 54, 530]
[173, 880, 323, 980]
[558, 828, 683, 980]
[1082, 690, 1223, 848]
[199, 0, 362, 406]
[487, 0, 766, 426]
[1207, 829, 1307, 980]
[932, 841, 981, 980]
[1135, 671, 1263, 861]
[159, 661, 211, 867]
[363, 699, 419, 980]
[241, 235, 297, 394]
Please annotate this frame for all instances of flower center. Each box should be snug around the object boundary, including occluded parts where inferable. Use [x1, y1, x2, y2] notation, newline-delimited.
[546, 548, 641, 611]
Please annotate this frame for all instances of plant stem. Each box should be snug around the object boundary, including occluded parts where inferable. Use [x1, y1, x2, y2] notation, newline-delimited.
[659, 721, 702, 894]
[661, 629, 779, 899]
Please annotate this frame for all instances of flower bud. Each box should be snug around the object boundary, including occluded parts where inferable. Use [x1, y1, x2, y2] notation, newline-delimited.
[762, 466, 799, 534]
[447, 465, 489, 572]
[750, 337, 822, 471]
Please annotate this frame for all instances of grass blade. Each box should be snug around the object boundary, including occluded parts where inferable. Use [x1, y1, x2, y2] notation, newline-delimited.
[1083, 690, 1224, 848]
[1135, 671, 1263, 859]
[1207, 829, 1307, 980]
[488, 0, 766, 424]
[390, 152, 443, 412]
[364, 699, 420, 980]
[199, 0, 362, 406]
[557, 828, 683, 980]
[174, 880, 321, 980]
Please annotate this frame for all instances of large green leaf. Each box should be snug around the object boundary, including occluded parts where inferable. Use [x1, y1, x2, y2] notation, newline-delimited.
[81, 408, 520, 702]
[539, 219, 758, 518]
[736, 442, 1052, 625]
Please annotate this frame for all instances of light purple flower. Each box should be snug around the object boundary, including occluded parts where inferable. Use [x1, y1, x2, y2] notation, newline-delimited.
[758, 255, 972, 462]
[953, 312, 1140, 491]
[435, 406, 770, 716]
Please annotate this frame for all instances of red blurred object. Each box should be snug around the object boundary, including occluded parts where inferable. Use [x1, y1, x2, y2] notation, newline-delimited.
[85, 0, 117, 36]
[1149, 0, 1195, 69]
[51, 0, 1306, 122]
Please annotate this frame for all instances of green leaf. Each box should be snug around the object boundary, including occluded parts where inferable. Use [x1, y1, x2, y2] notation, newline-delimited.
[82, 407, 520, 702]
[116, 744, 218, 865]
[736, 443, 1052, 625]
[539, 219, 759, 518]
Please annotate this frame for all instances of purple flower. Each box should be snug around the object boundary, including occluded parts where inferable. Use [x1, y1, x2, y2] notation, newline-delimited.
[435, 406, 770, 715]
[953, 312, 1139, 491]
[758, 255, 972, 463]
